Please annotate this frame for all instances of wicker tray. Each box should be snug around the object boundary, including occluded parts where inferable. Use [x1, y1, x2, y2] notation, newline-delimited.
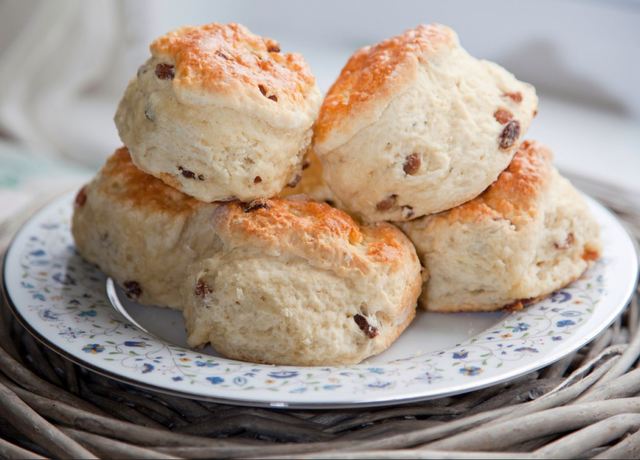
[0, 178, 639, 459]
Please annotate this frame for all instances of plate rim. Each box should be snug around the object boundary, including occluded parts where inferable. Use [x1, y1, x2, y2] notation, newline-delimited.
[2, 192, 638, 409]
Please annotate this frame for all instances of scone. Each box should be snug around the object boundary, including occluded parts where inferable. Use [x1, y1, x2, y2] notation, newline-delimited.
[314, 24, 538, 222]
[402, 140, 601, 312]
[72, 147, 219, 309]
[115, 23, 322, 202]
[73, 148, 423, 365]
[182, 197, 422, 366]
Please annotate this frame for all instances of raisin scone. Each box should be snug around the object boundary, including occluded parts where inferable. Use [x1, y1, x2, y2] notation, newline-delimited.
[115, 23, 322, 202]
[73, 148, 423, 366]
[401, 140, 601, 312]
[71, 147, 221, 309]
[182, 197, 422, 366]
[314, 24, 538, 222]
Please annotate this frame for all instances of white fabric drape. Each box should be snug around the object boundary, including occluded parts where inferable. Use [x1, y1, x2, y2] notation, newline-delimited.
[0, 0, 155, 168]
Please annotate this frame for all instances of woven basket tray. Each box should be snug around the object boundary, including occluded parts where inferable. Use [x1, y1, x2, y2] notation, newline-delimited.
[0, 178, 639, 459]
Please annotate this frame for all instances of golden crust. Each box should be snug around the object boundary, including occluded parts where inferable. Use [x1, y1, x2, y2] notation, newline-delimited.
[314, 24, 456, 143]
[212, 197, 412, 270]
[92, 147, 203, 215]
[151, 23, 316, 107]
[439, 140, 553, 227]
[220, 197, 363, 243]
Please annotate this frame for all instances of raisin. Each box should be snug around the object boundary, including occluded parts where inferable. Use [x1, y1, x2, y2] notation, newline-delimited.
[354, 314, 379, 338]
[155, 63, 175, 80]
[267, 42, 281, 53]
[504, 91, 522, 103]
[178, 166, 196, 179]
[194, 279, 212, 297]
[198, 174, 205, 181]
[287, 174, 302, 188]
[123, 281, 142, 299]
[75, 186, 87, 207]
[215, 50, 230, 60]
[258, 84, 277, 101]
[498, 120, 520, 149]
[254, 176, 262, 184]
[243, 199, 270, 212]
[376, 194, 398, 211]
[403, 153, 421, 175]
[493, 108, 513, 125]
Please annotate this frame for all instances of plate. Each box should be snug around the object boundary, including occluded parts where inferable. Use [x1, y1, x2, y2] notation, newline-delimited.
[2, 193, 637, 408]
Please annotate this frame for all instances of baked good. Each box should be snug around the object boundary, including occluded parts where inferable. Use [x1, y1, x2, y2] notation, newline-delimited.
[279, 148, 336, 205]
[71, 147, 218, 309]
[115, 23, 322, 202]
[73, 148, 423, 365]
[314, 24, 538, 222]
[402, 140, 601, 312]
[182, 196, 422, 366]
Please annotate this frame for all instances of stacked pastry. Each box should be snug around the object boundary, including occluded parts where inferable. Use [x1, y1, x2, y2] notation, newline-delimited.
[73, 23, 601, 366]
[311, 24, 601, 313]
[72, 23, 423, 366]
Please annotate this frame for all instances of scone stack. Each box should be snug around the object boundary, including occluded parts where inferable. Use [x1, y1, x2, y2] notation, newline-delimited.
[312, 24, 601, 313]
[73, 23, 423, 366]
[72, 22, 601, 367]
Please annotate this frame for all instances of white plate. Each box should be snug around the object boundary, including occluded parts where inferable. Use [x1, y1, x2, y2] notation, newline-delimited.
[2, 193, 637, 408]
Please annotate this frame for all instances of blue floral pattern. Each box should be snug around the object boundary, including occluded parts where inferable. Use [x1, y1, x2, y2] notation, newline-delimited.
[3, 193, 632, 406]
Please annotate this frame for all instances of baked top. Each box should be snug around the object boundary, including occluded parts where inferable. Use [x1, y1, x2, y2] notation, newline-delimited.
[91, 147, 202, 215]
[149, 22, 320, 127]
[315, 24, 455, 147]
[212, 196, 412, 274]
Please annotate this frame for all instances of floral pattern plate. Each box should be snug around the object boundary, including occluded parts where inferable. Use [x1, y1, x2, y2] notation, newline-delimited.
[2, 193, 638, 408]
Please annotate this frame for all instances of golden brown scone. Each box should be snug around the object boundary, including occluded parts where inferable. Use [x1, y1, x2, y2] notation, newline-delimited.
[183, 196, 422, 366]
[72, 148, 423, 365]
[314, 24, 537, 222]
[402, 140, 601, 312]
[115, 23, 321, 202]
[71, 147, 218, 308]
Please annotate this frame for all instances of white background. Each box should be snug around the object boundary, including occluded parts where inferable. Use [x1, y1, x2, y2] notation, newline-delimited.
[0, 0, 638, 192]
